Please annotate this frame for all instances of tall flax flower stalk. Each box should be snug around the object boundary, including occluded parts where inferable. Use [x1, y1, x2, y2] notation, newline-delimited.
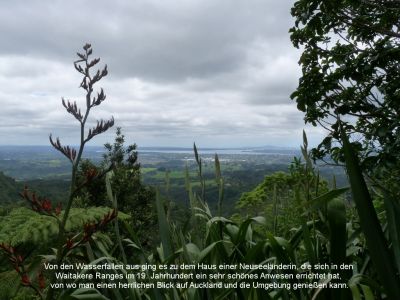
[46, 43, 114, 300]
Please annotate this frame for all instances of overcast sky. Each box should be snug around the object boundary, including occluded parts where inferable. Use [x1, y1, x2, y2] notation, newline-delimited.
[0, 0, 324, 148]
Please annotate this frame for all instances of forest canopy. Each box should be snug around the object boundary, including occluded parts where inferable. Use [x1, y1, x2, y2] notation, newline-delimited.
[290, 0, 400, 185]
[1, 2, 400, 299]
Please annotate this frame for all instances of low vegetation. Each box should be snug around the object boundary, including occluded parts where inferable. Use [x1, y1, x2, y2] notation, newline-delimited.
[2, 2, 400, 296]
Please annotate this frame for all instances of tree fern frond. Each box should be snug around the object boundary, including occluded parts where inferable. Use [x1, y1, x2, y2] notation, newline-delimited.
[0, 207, 129, 247]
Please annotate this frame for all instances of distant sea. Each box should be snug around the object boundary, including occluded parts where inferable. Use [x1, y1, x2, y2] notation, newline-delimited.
[0, 145, 299, 158]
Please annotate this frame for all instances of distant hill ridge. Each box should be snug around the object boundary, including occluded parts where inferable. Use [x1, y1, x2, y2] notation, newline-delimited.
[0, 171, 22, 203]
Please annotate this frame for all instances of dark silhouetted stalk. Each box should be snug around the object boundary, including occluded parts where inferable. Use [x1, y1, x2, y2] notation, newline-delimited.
[46, 43, 113, 300]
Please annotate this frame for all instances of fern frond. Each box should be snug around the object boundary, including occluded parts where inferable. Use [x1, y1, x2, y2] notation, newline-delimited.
[0, 207, 130, 246]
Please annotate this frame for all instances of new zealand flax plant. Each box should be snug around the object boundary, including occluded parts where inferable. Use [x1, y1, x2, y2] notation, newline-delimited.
[0, 43, 118, 300]
[0, 44, 117, 300]
[45, 43, 115, 300]
[339, 122, 400, 299]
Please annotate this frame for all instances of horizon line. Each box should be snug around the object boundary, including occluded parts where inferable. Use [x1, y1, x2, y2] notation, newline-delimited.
[0, 144, 299, 150]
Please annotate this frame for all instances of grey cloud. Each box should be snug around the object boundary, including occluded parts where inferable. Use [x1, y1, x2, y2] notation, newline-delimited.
[0, 0, 320, 147]
[0, 0, 294, 81]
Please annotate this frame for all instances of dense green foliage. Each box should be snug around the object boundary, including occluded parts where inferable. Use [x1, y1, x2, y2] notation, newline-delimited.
[236, 155, 329, 237]
[290, 0, 400, 191]
[0, 172, 21, 203]
[0, 207, 129, 247]
[0, 143, 378, 300]
[77, 127, 157, 245]
[1, 14, 400, 298]
[290, 1, 400, 298]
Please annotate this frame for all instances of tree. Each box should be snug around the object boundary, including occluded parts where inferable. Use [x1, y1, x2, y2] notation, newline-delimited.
[290, 4, 400, 297]
[290, 0, 400, 193]
[0, 172, 21, 204]
[77, 127, 156, 245]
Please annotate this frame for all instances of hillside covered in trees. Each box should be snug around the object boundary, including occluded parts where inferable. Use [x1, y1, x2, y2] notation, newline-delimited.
[0, 172, 21, 204]
[1, 1, 400, 299]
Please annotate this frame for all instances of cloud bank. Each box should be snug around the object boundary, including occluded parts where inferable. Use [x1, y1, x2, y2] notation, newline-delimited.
[0, 0, 324, 147]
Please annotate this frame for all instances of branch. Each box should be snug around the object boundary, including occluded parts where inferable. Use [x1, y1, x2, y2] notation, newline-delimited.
[85, 117, 114, 143]
[90, 88, 106, 107]
[62, 98, 83, 123]
[49, 135, 76, 163]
